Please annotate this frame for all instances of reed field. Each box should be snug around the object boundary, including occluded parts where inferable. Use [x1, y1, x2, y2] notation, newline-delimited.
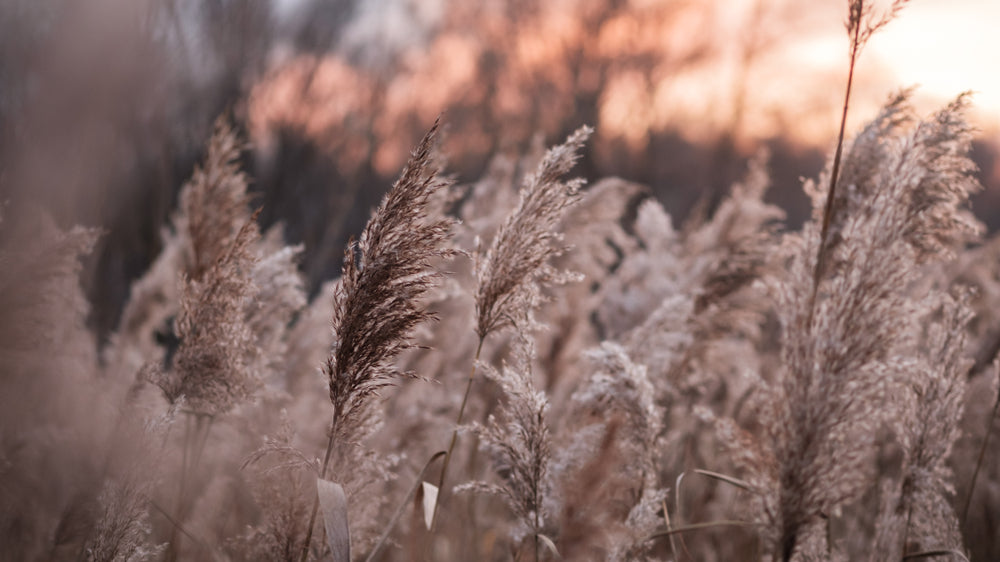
[2, 0, 1000, 560]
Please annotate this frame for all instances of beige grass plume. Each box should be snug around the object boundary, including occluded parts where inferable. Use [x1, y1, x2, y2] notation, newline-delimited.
[474, 125, 592, 341]
[299, 119, 457, 561]
[323, 118, 457, 442]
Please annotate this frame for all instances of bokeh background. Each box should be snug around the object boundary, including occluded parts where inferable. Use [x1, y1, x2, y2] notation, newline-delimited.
[2, 0, 998, 341]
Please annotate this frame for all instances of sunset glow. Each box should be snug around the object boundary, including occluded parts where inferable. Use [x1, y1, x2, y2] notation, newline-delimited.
[868, 0, 1000, 130]
[253, 0, 1000, 168]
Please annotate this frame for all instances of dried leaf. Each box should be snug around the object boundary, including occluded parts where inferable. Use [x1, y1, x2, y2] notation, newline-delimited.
[421, 482, 439, 530]
[538, 533, 561, 558]
[317, 478, 351, 562]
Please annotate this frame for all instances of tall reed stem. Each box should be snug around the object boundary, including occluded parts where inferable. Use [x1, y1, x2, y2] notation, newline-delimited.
[533, 487, 540, 562]
[793, 8, 863, 561]
[810, 1, 861, 316]
[167, 413, 214, 562]
[429, 336, 485, 534]
[963, 385, 1000, 524]
[300, 416, 339, 562]
[165, 415, 192, 562]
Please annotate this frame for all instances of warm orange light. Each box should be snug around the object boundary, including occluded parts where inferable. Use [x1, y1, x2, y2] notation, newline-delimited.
[249, 0, 1000, 168]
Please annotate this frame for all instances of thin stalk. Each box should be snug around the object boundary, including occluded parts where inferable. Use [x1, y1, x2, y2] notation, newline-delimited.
[166, 413, 193, 562]
[190, 415, 214, 476]
[150, 500, 213, 555]
[364, 451, 446, 562]
[902, 550, 970, 562]
[809, 0, 862, 322]
[826, 515, 834, 558]
[168, 413, 215, 562]
[903, 504, 914, 558]
[962, 385, 1000, 524]
[534, 526, 539, 562]
[661, 499, 679, 562]
[793, 10, 863, 562]
[644, 520, 759, 542]
[693, 469, 754, 492]
[300, 416, 340, 562]
[533, 407, 542, 562]
[429, 336, 485, 533]
[533, 490, 540, 562]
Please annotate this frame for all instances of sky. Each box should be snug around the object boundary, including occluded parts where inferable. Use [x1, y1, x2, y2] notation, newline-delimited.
[779, 0, 1000, 136]
[869, 0, 1000, 130]
[564, 0, 1000, 148]
[258, 0, 1000, 155]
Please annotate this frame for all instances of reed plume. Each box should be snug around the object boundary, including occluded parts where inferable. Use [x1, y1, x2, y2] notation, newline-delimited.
[147, 118, 264, 417]
[432, 126, 592, 535]
[299, 119, 456, 561]
[322, 118, 456, 446]
[459, 344, 552, 562]
[473, 125, 592, 341]
[178, 117, 256, 282]
[764, 93, 980, 561]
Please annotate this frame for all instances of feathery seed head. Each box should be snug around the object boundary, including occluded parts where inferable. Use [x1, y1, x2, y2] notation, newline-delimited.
[155, 209, 263, 416]
[325, 119, 457, 440]
[474, 126, 592, 340]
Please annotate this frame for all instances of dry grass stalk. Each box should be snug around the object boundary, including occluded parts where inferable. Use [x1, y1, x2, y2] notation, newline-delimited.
[143, 117, 265, 417]
[126, 118, 269, 561]
[431, 126, 592, 536]
[813, 0, 911, 301]
[299, 119, 456, 561]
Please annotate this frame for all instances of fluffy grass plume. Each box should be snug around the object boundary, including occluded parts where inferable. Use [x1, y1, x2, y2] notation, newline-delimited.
[765, 93, 981, 561]
[431, 126, 593, 538]
[147, 119, 263, 417]
[474, 125, 592, 341]
[299, 119, 456, 561]
[323, 118, 456, 444]
[460, 343, 553, 561]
